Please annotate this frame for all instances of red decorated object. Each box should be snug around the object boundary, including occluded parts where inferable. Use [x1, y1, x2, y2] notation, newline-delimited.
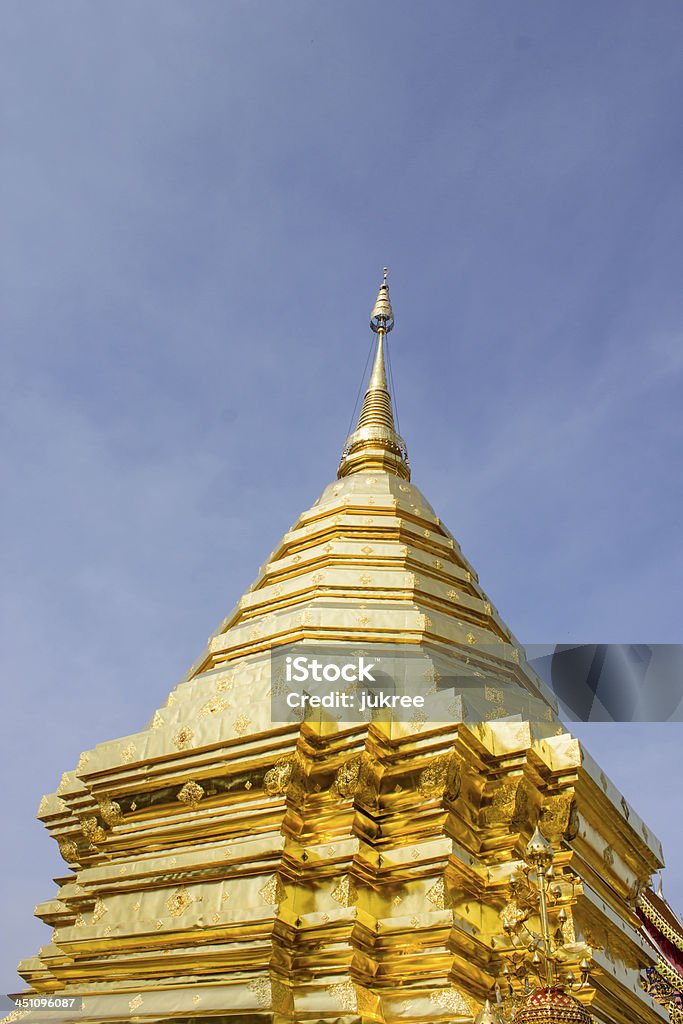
[512, 987, 592, 1024]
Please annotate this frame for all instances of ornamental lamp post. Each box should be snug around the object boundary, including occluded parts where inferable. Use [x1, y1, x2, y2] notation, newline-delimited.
[481, 826, 593, 1024]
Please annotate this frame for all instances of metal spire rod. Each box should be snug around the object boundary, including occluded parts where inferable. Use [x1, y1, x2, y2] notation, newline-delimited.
[338, 268, 409, 480]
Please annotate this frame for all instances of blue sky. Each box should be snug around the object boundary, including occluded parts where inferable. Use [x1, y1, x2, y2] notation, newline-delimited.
[2, 0, 683, 993]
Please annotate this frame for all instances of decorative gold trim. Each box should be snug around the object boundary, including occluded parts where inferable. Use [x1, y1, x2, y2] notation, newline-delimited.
[639, 892, 683, 954]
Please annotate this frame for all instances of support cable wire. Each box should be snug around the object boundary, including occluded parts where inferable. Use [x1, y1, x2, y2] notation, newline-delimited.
[345, 336, 375, 439]
[385, 335, 401, 436]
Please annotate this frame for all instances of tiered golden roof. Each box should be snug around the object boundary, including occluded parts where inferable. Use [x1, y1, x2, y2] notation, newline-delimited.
[15, 277, 672, 1024]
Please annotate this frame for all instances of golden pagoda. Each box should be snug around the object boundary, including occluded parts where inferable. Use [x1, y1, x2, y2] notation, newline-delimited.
[12, 274, 681, 1024]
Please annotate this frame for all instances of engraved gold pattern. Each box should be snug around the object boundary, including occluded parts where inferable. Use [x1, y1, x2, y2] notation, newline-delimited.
[247, 977, 270, 1008]
[264, 756, 294, 795]
[418, 756, 450, 798]
[639, 893, 683, 952]
[177, 780, 205, 808]
[234, 713, 251, 735]
[81, 816, 106, 843]
[426, 876, 450, 909]
[58, 838, 78, 862]
[331, 875, 358, 907]
[259, 874, 286, 905]
[98, 798, 123, 826]
[166, 885, 193, 917]
[173, 726, 194, 750]
[327, 980, 357, 1012]
[91, 897, 108, 924]
[198, 696, 230, 717]
[430, 988, 474, 1014]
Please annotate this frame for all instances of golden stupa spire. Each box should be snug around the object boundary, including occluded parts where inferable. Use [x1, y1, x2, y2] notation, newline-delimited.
[338, 269, 410, 480]
[19, 268, 669, 1024]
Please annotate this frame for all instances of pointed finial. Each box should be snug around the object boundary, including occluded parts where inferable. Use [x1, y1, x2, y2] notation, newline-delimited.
[475, 999, 504, 1024]
[370, 267, 394, 333]
[338, 270, 409, 480]
[525, 827, 555, 869]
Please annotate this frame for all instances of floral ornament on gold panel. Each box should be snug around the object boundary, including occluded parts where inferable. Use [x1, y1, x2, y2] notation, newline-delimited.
[177, 780, 205, 809]
[418, 755, 451, 799]
[430, 988, 475, 1015]
[58, 838, 79, 863]
[271, 980, 291, 1014]
[98, 798, 124, 826]
[173, 726, 194, 750]
[80, 816, 106, 844]
[333, 751, 375, 800]
[331, 875, 358, 907]
[426, 875, 452, 910]
[198, 696, 231, 717]
[91, 897, 108, 924]
[234, 714, 251, 736]
[166, 885, 193, 918]
[327, 981, 358, 1013]
[264, 755, 294, 795]
[215, 672, 234, 692]
[247, 978, 270, 1009]
[259, 875, 286, 906]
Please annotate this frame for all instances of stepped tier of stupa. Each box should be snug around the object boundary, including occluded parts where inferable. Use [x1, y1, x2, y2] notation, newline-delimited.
[13, 274, 679, 1024]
